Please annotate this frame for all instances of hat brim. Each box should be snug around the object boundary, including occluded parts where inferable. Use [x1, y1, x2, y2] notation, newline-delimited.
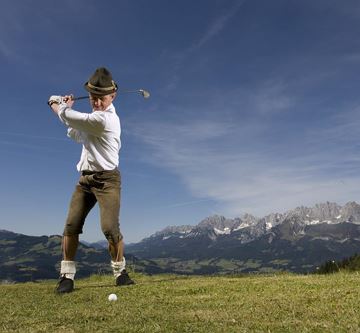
[84, 81, 118, 96]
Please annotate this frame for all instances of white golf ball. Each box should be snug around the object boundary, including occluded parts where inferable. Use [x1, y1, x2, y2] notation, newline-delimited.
[108, 293, 118, 302]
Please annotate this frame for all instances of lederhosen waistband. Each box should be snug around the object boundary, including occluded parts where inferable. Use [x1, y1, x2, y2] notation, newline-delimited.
[81, 168, 119, 176]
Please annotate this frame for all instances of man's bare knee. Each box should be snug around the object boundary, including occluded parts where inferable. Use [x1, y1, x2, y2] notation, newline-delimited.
[103, 231, 123, 245]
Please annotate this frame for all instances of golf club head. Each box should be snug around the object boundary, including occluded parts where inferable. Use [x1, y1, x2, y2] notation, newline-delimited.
[139, 89, 150, 99]
[118, 89, 150, 99]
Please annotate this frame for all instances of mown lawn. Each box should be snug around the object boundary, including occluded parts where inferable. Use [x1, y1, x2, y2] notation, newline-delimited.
[1, 272, 360, 332]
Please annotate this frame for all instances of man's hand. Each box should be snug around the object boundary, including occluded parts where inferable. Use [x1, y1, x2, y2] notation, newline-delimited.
[48, 95, 64, 106]
[48, 94, 74, 115]
[63, 95, 75, 108]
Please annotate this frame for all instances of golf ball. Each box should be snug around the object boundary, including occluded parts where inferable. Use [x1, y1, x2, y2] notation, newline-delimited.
[108, 293, 118, 302]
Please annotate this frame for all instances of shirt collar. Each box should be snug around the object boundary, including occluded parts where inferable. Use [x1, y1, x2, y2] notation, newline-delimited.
[93, 103, 115, 113]
[106, 103, 115, 113]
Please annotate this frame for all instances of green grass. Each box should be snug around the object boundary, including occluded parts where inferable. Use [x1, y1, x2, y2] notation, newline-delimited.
[1, 272, 360, 332]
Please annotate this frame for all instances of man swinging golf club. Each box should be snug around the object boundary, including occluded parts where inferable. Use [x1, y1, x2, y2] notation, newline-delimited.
[49, 67, 134, 293]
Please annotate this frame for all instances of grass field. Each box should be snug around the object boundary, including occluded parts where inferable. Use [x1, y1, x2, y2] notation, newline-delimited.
[1, 272, 360, 332]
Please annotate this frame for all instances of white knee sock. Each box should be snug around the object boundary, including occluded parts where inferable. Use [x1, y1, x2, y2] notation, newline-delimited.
[111, 257, 126, 278]
[60, 260, 76, 280]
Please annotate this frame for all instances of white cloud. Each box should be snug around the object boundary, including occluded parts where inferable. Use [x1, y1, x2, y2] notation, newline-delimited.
[128, 95, 360, 218]
[194, 1, 246, 50]
[0, 40, 13, 58]
[164, 1, 245, 91]
[248, 81, 292, 115]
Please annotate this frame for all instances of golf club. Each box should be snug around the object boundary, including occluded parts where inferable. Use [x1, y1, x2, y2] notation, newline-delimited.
[73, 89, 150, 101]
[48, 89, 150, 105]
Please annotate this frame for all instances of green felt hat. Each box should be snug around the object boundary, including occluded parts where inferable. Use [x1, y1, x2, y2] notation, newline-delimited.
[84, 67, 118, 95]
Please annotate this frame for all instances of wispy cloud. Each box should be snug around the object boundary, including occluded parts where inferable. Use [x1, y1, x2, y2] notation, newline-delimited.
[0, 40, 13, 58]
[0, 132, 72, 155]
[192, 1, 246, 50]
[165, 198, 215, 209]
[164, 1, 246, 91]
[0, 132, 69, 142]
[0, 140, 64, 155]
[0, 2, 26, 60]
[129, 89, 360, 218]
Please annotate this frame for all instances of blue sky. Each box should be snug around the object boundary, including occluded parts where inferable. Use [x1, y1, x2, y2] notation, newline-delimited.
[1, 0, 360, 243]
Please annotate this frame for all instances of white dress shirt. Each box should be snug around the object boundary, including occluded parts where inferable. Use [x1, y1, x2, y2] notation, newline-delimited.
[58, 103, 121, 172]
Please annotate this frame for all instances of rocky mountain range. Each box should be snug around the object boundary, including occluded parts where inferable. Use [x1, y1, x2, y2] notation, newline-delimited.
[126, 201, 360, 274]
[2, 201, 360, 281]
[147, 201, 360, 240]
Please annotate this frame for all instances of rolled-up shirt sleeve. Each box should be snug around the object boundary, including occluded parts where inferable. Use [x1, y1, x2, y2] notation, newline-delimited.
[58, 105, 106, 136]
[67, 128, 85, 143]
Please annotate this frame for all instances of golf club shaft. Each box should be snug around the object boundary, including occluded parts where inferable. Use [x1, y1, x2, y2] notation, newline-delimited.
[72, 95, 89, 101]
[48, 89, 150, 105]
[73, 89, 150, 101]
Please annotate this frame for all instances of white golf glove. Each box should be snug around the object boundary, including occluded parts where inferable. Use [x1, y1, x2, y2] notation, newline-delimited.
[48, 95, 65, 106]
